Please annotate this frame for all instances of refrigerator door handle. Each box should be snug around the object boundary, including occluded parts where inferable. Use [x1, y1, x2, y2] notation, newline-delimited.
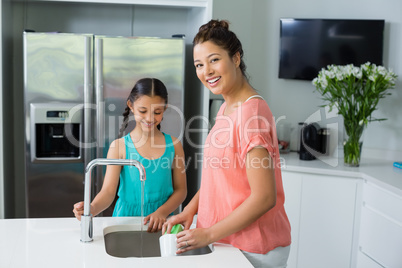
[94, 37, 105, 198]
[84, 36, 93, 169]
[95, 37, 105, 158]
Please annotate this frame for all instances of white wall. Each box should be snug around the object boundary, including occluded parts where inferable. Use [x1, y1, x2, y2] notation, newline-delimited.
[215, 0, 402, 159]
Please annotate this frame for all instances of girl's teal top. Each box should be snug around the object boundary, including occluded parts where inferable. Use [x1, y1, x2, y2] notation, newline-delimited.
[112, 133, 175, 217]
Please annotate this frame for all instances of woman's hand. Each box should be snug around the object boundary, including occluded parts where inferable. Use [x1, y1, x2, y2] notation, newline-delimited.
[162, 210, 194, 234]
[73, 201, 84, 221]
[143, 211, 167, 233]
[175, 228, 211, 254]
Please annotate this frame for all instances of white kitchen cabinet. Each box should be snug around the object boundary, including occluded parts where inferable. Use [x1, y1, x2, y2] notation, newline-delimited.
[357, 181, 402, 268]
[12, 0, 210, 7]
[357, 251, 385, 268]
[298, 173, 360, 268]
[282, 171, 302, 268]
[282, 171, 361, 268]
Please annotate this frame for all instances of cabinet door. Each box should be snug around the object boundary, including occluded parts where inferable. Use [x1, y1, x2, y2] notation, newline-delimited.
[282, 171, 302, 268]
[297, 174, 359, 268]
[359, 182, 402, 268]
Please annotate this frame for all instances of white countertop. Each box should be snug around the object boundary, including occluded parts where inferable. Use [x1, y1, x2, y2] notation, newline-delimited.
[2, 153, 400, 268]
[281, 152, 402, 196]
[0, 217, 253, 268]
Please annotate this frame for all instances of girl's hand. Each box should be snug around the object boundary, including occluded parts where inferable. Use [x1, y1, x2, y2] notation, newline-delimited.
[143, 211, 167, 233]
[73, 201, 84, 221]
[175, 228, 211, 254]
[73, 202, 95, 221]
[162, 210, 194, 234]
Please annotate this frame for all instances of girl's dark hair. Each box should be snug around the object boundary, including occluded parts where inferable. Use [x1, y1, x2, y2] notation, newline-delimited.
[193, 19, 247, 78]
[119, 78, 168, 137]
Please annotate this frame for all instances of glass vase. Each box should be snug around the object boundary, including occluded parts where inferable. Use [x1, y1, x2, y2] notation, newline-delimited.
[343, 121, 365, 167]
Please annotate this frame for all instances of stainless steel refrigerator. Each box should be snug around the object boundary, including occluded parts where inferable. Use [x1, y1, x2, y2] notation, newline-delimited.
[23, 32, 185, 218]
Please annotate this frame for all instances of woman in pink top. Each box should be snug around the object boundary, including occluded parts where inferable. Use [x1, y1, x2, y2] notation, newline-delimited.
[163, 19, 291, 267]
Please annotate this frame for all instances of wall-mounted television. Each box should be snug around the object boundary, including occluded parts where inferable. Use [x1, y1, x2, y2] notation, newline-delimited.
[278, 18, 385, 81]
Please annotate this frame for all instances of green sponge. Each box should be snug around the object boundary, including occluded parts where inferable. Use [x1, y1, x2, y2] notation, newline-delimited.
[165, 224, 183, 235]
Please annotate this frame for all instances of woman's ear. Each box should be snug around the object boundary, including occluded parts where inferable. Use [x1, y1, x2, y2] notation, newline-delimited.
[233, 51, 241, 68]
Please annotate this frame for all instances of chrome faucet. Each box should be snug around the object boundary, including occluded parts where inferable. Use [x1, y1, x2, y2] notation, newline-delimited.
[80, 158, 146, 242]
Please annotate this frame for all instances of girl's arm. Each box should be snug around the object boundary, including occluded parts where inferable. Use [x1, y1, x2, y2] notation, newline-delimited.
[145, 137, 187, 231]
[87, 139, 124, 217]
[176, 147, 276, 252]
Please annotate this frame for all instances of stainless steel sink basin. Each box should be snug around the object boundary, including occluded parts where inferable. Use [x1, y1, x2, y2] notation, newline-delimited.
[103, 225, 213, 258]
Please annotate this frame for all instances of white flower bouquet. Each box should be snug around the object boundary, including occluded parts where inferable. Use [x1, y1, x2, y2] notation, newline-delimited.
[313, 62, 397, 166]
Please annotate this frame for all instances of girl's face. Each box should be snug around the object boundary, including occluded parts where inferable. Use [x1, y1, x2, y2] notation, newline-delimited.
[193, 40, 241, 96]
[129, 95, 166, 133]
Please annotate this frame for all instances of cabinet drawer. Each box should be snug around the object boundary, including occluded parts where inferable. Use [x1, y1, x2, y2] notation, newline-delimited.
[357, 251, 385, 268]
[360, 206, 402, 268]
[363, 182, 402, 223]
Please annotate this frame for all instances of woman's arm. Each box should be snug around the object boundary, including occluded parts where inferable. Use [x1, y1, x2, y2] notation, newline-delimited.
[207, 147, 276, 240]
[145, 137, 187, 232]
[176, 147, 276, 252]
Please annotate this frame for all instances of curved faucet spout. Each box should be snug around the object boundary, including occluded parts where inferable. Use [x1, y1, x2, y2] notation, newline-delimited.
[80, 158, 146, 243]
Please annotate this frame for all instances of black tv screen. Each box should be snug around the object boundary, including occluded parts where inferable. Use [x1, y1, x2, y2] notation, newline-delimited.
[279, 18, 385, 81]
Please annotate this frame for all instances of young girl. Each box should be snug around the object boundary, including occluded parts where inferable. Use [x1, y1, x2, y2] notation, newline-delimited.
[73, 78, 187, 233]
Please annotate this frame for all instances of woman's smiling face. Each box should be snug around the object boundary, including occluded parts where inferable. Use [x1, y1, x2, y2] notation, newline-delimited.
[193, 41, 240, 96]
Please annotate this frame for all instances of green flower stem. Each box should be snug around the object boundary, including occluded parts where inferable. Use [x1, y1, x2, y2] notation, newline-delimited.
[344, 122, 364, 166]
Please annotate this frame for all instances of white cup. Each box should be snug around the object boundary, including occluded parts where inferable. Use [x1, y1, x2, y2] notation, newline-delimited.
[159, 234, 177, 257]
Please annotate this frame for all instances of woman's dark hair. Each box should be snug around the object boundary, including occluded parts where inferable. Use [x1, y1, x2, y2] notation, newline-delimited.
[193, 19, 247, 78]
[119, 78, 168, 137]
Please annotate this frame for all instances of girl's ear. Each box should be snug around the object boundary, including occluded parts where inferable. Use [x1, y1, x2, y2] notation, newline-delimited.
[127, 100, 134, 112]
